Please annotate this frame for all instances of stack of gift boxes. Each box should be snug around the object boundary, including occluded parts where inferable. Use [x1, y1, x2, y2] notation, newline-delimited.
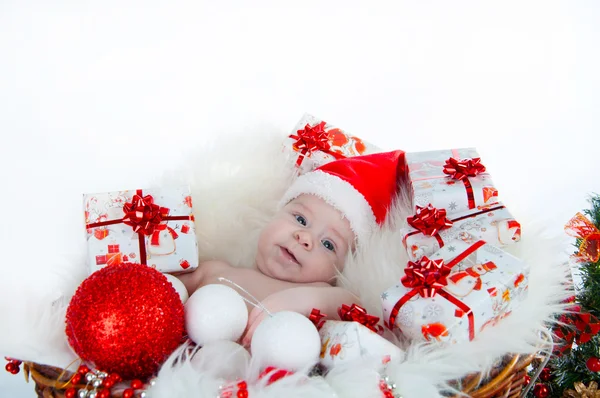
[288, 114, 529, 367]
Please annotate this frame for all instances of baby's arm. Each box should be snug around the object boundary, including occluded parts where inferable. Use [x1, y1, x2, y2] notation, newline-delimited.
[174, 260, 229, 295]
[242, 285, 359, 346]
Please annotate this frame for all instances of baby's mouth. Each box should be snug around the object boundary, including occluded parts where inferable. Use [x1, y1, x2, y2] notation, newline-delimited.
[280, 246, 300, 265]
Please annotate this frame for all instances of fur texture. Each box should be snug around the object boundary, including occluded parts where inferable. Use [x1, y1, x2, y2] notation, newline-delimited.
[0, 130, 571, 398]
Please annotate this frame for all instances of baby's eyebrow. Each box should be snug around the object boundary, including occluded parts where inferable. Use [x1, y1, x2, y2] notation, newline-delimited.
[329, 227, 347, 249]
[292, 202, 312, 217]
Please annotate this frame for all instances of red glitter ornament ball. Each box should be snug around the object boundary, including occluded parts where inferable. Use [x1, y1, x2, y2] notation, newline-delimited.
[65, 263, 185, 380]
[533, 383, 550, 398]
[587, 357, 600, 372]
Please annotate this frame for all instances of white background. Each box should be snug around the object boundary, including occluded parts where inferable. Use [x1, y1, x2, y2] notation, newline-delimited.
[1, 1, 599, 396]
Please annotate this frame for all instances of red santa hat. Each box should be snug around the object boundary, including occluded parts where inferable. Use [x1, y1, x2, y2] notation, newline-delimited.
[280, 150, 406, 245]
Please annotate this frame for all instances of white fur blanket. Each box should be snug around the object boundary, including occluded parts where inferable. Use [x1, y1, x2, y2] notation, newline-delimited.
[0, 131, 571, 398]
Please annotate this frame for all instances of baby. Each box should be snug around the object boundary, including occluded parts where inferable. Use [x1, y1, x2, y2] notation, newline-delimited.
[177, 150, 405, 345]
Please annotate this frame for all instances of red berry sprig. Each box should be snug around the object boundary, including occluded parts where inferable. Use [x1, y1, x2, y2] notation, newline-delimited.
[4, 357, 22, 375]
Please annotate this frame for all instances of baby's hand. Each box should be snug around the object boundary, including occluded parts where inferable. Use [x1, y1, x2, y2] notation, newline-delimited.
[241, 287, 318, 347]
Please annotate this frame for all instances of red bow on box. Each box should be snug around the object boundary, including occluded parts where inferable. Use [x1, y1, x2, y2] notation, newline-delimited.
[309, 308, 327, 331]
[388, 240, 486, 340]
[407, 204, 454, 237]
[401, 256, 452, 298]
[289, 121, 345, 167]
[338, 304, 383, 335]
[443, 157, 486, 181]
[565, 212, 600, 263]
[122, 193, 169, 235]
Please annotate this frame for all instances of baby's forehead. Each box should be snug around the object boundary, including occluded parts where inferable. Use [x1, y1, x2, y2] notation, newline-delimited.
[287, 195, 355, 236]
[287, 194, 335, 213]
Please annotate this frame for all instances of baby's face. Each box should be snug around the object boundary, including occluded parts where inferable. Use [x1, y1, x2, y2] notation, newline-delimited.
[255, 194, 354, 284]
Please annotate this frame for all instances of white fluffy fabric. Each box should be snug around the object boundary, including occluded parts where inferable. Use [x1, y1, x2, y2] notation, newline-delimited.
[0, 130, 571, 398]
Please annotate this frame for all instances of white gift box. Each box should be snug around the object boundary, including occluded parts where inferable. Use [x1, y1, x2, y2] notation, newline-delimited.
[84, 186, 199, 274]
[404, 148, 499, 216]
[319, 320, 402, 369]
[402, 202, 521, 261]
[382, 235, 529, 345]
[285, 114, 381, 175]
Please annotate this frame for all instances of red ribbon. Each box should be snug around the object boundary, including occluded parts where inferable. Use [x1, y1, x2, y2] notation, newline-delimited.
[85, 190, 192, 265]
[401, 257, 452, 298]
[150, 225, 179, 246]
[338, 304, 383, 335]
[407, 204, 454, 237]
[554, 312, 600, 355]
[308, 308, 327, 330]
[404, 204, 506, 250]
[122, 194, 169, 235]
[442, 157, 486, 210]
[388, 240, 486, 341]
[443, 157, 486, 181]
[289, 121, 345, 167]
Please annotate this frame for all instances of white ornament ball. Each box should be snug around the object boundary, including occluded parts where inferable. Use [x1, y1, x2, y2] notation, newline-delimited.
[185, 284, 248, 346]
[191, 340, 250, 380]
[251, 311, 321, 372]
[164, 274, 189, 304]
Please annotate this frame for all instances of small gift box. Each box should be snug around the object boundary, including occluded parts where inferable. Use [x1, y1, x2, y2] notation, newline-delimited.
[318, 305, 402, 369]
[285, 114, 381, 174]
[83, 187, 199, 274]
[381, 235, 529, 344]
[403, 202, 521, 261]
[404, 148, 499, 216]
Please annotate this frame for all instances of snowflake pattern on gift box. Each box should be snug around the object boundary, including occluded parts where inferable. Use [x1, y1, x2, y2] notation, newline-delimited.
[423, 303, 444, 321]
[381, 292, 389, 301]
[448, 201, 458, 211]
[397, 303, 414, 327]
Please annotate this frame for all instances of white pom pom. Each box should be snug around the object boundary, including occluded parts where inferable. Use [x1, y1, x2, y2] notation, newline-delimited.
[251, 311, 320, 372]
[164, 274, 189, 304]
[185, 284, 248, 346]
[191, 340, 250, 380]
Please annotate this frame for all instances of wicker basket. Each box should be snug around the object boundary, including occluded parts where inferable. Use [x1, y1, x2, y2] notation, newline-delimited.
[24, 344, 551, 398]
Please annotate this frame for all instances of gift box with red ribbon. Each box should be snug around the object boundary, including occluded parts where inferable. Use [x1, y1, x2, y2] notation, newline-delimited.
[381, 234, 529, 345]
[402, 202, 521, 261]
[318, 304, 402, 369]
[403, 148, 500, 217]
[83, 187, 198, 274]
[285, 114, 381, 175]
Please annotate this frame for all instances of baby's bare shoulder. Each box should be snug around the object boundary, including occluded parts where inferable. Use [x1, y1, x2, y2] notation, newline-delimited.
[201, 259, 232, 276]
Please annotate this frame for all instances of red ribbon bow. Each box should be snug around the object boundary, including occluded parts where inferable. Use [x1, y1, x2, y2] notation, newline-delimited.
[289, 121, 345, 167]
[338, 304, 383, 334]
[308, 308, 327, 330]
[401, 256, 452, 298]
[443, 157, 486, 181]
[565, 212, 600, 263]
[554, 312, 600, 355]
[407, 204, 454, 236]
[122, 194, 170, 235]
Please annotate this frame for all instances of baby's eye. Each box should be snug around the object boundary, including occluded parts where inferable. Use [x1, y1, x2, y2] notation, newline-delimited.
[321, 239, 336, 252]
[295, 214, 307, 226]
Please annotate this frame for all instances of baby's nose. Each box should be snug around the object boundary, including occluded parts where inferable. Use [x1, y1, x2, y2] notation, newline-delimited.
[294, 230, 313, 249]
